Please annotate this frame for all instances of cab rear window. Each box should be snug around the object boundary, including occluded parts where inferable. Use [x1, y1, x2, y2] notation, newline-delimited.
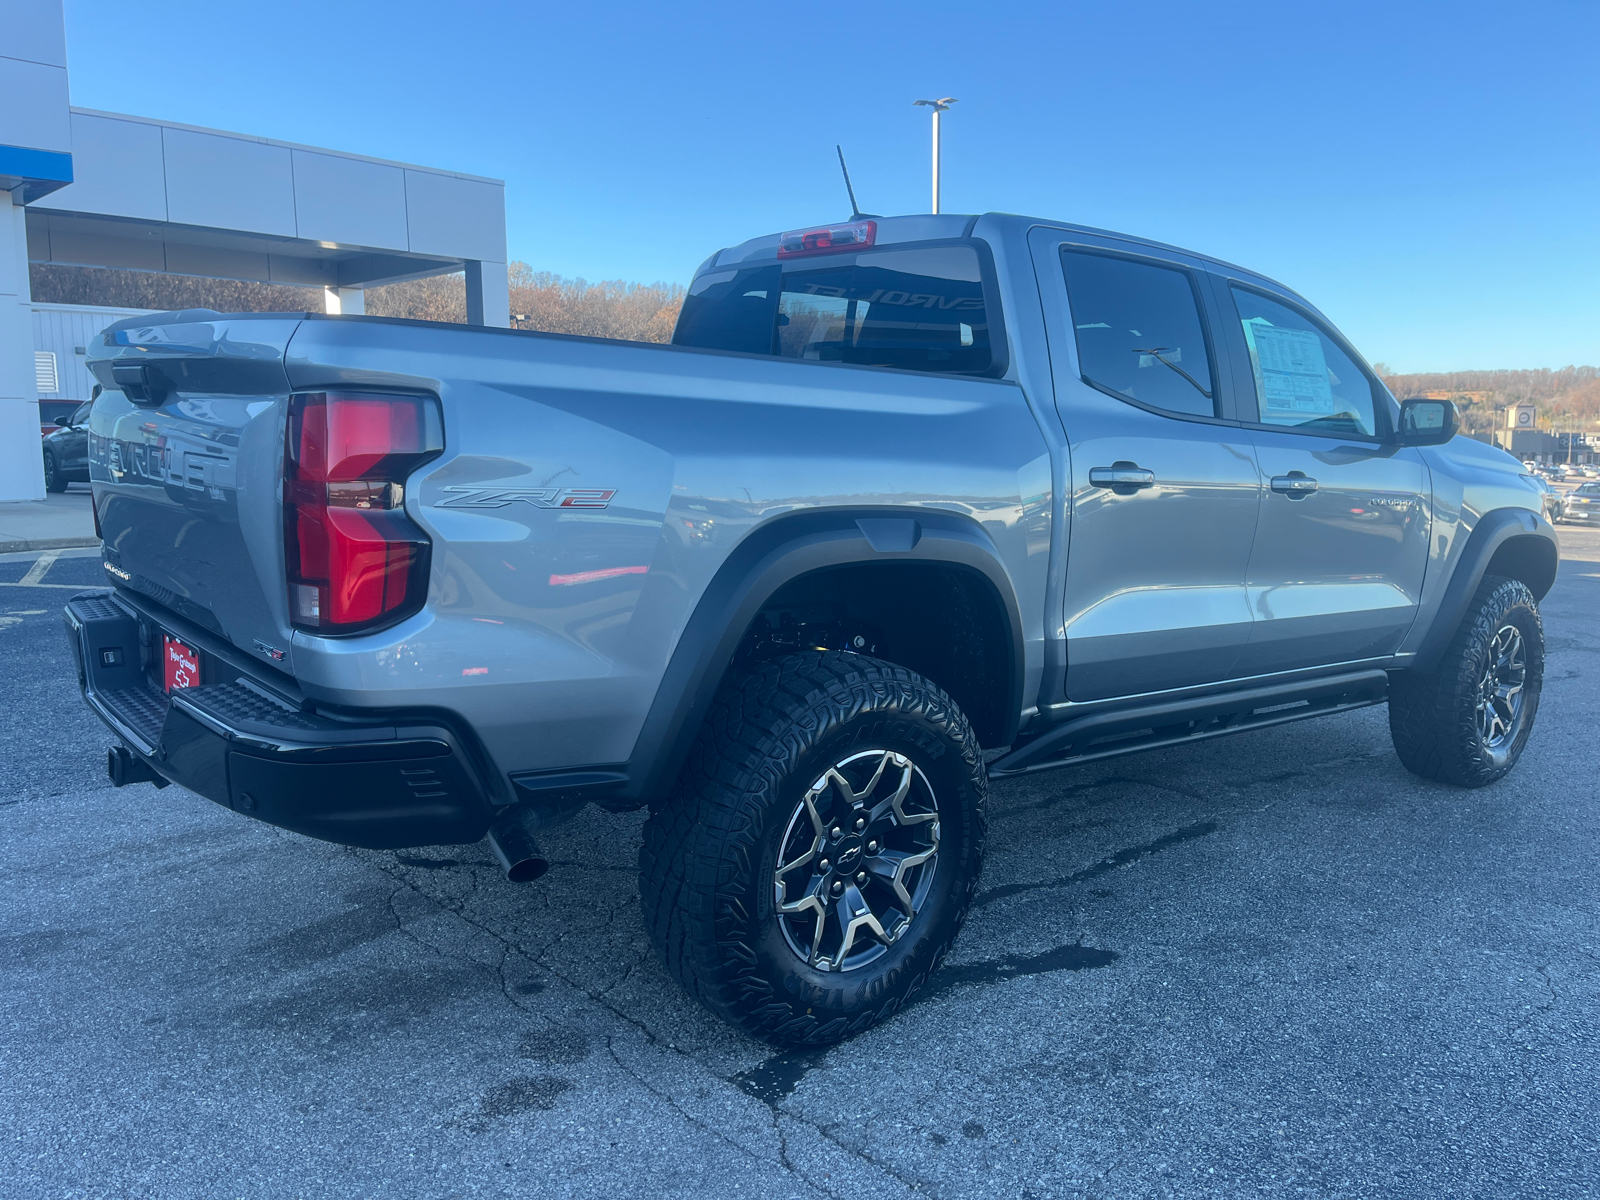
[673, 244, 997, 376]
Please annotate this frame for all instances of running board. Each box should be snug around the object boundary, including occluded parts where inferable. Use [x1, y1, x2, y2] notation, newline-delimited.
[989, 669, 1389, 780]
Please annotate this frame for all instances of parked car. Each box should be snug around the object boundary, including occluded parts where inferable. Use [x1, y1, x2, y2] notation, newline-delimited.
[41, 398, 92, 492]
[1529, 476, 1566, 523]
[66, 212, 1557, 1045]
[1561, 481, 1600, 524]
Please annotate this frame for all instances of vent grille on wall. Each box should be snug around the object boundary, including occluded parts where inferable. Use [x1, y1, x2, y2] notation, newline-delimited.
[34, 351, 59, 395]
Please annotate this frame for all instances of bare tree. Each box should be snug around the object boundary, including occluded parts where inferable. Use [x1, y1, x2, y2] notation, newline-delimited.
[363, 266, 685, 343]
[35, 263, 685, 345]
[507, 265, 684, 342]
[31, 264, 324, 312]
[364, 273, 468, 324]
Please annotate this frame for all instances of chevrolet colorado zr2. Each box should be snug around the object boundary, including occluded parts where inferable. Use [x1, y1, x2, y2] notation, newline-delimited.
[66, 213, 1556, 1044]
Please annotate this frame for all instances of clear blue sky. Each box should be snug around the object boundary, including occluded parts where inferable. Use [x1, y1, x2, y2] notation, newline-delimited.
[62, 0, 1597, 373]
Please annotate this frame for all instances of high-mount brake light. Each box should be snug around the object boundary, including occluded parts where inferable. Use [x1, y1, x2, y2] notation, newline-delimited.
[776, 220, 876, 258]
[283, 392, 443, 633]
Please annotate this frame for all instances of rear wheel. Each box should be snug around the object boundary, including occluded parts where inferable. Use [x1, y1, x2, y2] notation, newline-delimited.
[639, 651, 986, 1045]
[42, 449, 66, 493]
[1389, 575, 1543, 787]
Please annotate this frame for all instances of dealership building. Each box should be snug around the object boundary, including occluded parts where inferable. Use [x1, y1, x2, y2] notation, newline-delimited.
[2, 0, 509, 501]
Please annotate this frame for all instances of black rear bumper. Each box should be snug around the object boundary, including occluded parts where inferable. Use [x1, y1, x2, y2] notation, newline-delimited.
[65, 591, 494, 849]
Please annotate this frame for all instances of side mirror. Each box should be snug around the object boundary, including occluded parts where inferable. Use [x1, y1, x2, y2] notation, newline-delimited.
[1398, 398, 1459, 446]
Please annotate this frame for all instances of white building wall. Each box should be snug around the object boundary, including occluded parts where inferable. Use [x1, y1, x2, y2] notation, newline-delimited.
[291, 151, 409, 249]
[44, 110, 509, 272]
[1, 191, 45, 500]
[1, 0, 512, 501]
[1, 0, 71, 500]
[0, 0, 71, 157]
[47, 111, 167, 220]
[161, 127, 299, 237]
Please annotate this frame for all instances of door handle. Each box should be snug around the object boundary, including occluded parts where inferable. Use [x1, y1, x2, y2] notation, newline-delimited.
[1088, 464, 1156, 490]
[1270, 473, 1318, 498]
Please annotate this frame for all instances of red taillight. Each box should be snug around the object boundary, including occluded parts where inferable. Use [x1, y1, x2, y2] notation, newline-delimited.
[284, 392, 443, 633]
[776, 220, 876, 258]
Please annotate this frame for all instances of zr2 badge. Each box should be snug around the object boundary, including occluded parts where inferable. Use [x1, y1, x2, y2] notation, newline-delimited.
[434, 486, 616, 510]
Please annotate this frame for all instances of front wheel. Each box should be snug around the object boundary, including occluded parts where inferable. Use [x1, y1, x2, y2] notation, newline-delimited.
[42, 449, 67, 493]
[1389, 575, 1544, 787]
[640, 651, 987, 1045]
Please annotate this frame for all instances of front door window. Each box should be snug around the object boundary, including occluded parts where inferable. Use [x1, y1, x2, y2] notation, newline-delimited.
[1232, 288, 1381, 438]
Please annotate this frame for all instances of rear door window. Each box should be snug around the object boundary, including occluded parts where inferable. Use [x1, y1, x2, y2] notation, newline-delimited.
[674, 244, 996, 375]
[1060, 250, 1217, 418]
[1229, 287, 1380, 438]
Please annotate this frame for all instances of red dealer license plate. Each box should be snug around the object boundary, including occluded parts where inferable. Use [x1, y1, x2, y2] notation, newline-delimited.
[163, 634, 200, 692]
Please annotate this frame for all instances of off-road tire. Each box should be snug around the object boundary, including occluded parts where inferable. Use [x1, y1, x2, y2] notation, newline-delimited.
[43, 449, 67, 493]
[1388, 575, 1543, 787]
[639, 651, 986, 1045]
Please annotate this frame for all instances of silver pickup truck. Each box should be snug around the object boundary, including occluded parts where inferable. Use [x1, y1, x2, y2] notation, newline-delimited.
[68, 212, 1557, 1044]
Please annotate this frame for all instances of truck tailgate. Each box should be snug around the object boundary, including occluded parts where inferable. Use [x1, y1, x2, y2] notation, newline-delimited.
[86, 316, 303, 669]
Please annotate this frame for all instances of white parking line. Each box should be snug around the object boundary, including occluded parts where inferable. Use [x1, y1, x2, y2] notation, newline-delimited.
[18, 550, 60, 587]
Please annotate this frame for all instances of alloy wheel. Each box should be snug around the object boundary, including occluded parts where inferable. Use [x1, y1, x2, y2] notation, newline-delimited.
[773, 749, 940, 973]
[1476, 623, 1527, 752]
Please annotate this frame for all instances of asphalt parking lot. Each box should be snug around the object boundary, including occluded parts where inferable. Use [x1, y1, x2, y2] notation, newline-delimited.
[2, 532, 1597, 1200]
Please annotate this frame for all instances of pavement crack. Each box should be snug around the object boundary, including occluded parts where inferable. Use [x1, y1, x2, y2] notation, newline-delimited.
[772, 1113, 809, 1193]
[730, 1044, 938, 1193]
[602, 1035, 827, 1196]
[801, 1119, 927, 1195]
[382, 882, 451, 960]
[1534, 963, 1558, 1012]
[974, 820, 1220, 909]
[995, 774, 1206, 821]
[924, 941, 1119, 999]
[364, 852, 701, 1061]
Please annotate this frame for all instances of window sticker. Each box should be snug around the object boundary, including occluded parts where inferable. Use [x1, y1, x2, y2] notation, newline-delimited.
[1242, 318, 1335, 415]
[1138, 346, 1181, 369]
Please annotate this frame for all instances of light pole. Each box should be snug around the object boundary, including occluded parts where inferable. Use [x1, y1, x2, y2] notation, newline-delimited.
[913, 97, 958, 214]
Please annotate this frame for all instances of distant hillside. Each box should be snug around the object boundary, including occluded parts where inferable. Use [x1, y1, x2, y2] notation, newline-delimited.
[1374, 365, 1600, 432]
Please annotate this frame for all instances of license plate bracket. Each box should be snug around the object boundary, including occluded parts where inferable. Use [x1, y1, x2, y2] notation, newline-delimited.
[163, 633, 200, 693]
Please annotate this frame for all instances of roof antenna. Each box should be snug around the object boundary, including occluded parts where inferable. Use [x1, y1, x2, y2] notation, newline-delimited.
[836, 145, 876, 219]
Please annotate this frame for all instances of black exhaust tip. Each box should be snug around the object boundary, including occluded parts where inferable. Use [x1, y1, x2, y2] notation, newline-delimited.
[487, 806, 550, 883]
[107, 745, 168, 789]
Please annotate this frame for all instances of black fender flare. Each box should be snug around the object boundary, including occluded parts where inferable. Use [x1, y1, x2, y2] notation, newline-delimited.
[1411, 506, 1558, 673]
[621, 507, 1026, 806]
